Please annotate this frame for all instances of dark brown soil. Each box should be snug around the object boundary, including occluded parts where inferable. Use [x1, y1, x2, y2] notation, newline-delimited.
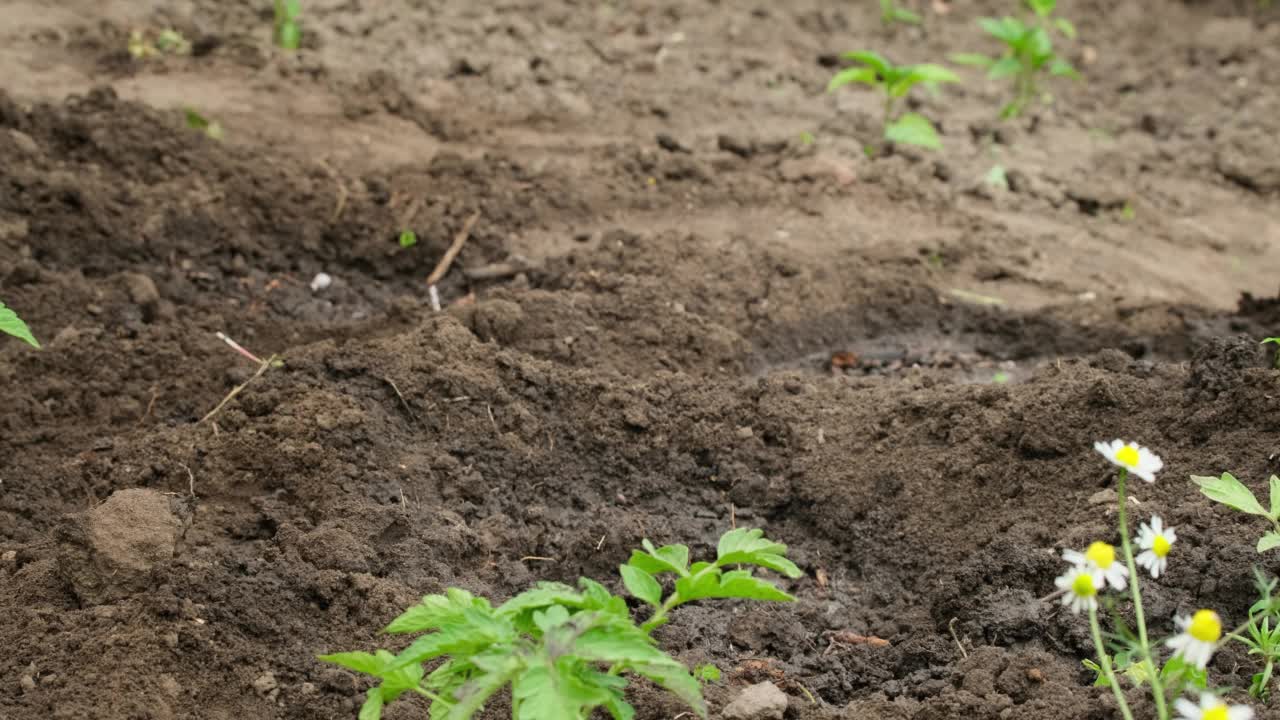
[3, 1, 1280, 718]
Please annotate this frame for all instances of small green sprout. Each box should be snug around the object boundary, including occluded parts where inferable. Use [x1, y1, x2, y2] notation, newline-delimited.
[952, 0, 1079, 119]
[274, 0, 302, 50]
[693, 663, 721, 685]
[183, 108, 224, 141]
[1228, 571, 1280, 699]
[827, 51, 960, 152]
[399, 230, 418, 248]
[0, 300, 39, 348]
[880, 0, 922, 26]
[128, 29, 191, 58]
[1262, 337, 1280, 368]
[984, 164, 1009, 190]
[320, 528, 802, 720]
[1191, 472, 1280, 552]
[798, 130, 815, 146]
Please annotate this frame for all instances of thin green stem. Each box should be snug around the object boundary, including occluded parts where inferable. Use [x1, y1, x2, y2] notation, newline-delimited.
[1090, 605, 1136, 720]
[1117, 469, 1169, 720]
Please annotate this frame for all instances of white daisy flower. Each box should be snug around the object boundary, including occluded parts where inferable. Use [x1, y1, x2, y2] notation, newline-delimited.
[1094, 439, 1163, 482]
[1168, 609, 1222, 670]
[1174, 692, 1253, 720]
[1136, 515, 1177, 578]
[1054, 563, 1100, 614]
[1063, 541, 1129, 591]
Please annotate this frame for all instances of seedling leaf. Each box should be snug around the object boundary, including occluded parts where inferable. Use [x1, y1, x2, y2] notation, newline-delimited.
[318, 651, 385, 675]
[886, 113, 942, 150]
[840, 51, 892, 78]
[359, 689, 384, 720]
[1054, 17, 1077, 39]
[1259, 532, 1280, 553]
[1192, 473, 1269, 517]
[399, 230, 418, 248]
[619, 565, 663, 607]
[0, 301, 39, 348]
[827, 67, 878, 93]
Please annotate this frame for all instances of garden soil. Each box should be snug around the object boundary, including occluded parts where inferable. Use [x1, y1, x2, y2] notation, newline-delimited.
[2, 0, 1280, 718]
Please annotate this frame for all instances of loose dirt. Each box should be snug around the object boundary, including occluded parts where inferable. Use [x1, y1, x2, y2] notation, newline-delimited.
[2, 0, 1279, 718]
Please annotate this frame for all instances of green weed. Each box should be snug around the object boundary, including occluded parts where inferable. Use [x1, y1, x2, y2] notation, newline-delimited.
[320, 528, 802, 719]
[827, 51, 960, 152]
[275, 0, 302, 50]
[0, 300, 39, 348]
[880, 0, 922, 26]
[952, 0, 1079, 119]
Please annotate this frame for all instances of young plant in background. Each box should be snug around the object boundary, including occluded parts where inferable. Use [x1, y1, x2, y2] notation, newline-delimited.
[320, 528, 803, 720]
[1229, 571, 1280, 700]
[0, 300, 39, 348]
[952, 0, 1079, 118]
[1261, 337, 1280, 369]
[826, 51, 960, 153]
[399, 230, 418, 248]
[1191, 472, 1280, 553]
[274, 0, 302, 50]
[183, 108, 224, 141]
[879, 0, 922, 26]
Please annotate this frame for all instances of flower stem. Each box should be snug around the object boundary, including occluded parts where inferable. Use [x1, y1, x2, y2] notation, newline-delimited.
[1117, 469, 1169, 720]
[1089, 605, 1135, 720]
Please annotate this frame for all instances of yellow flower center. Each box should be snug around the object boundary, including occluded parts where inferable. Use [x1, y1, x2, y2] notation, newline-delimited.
[1072, 573, 1097, 598]
[1188, 610, 1222, 643]
[1115, 444, 1140, 468]
[1086, 541, 1116, 569]
[1153, 534, 1172, 558]
[1202, 703, 1228, 720]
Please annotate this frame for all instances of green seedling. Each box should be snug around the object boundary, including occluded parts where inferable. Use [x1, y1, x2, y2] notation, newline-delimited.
[1228, 570, 1280, 699]
[274, 0, 302, 50]
[880, 0, 922, 26]
[128, 29, 191, 58]
[1262, 337, 1280, 368]
[984, 164, 1009, 190]
[952, 0, 1079, 119]
[826, 51, 960, 152]
[798, 130, 815, 146]
[184, 108, 224, 141]
[1191, 472, 1280, 552]
[320, 528, 803, 720]
[399, 230, 418, 248]
[693, 664, 721, 685]
[0, 300, 39, 348]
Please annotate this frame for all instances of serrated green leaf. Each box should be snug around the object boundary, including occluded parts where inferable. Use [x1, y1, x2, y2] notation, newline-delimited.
[533, 604, 572, 633]
[694, 663, 721, 683]
[393, 609, 514, 668]
[496, 582, 584, 619]
[840, 51, 891, 78]
[442, 658, 520, 720]
[377, 660, 426, 703]
[714, 570, 796, 602]
[1054, 17, 1077, 39]
[827, 67, 878, 93]
[951, 52, 995, 68]
[1049, 58, 1080, 78]
[386, 588, 493, 633]
[359, 688, 384, 720]
[1193, 473, 1269, 517]
[885, 113, 942, 150]
[908, 63, 962, 85]
[1026, 0, 1056, 17]
[619, 565, 663, 607]
[628, 541, 690, 577]
[988, 56, 1022, 79]
[318, 651, 386, 676]
[511, 663, 587, 720]
[1259, 532, 1280, 553]
[979, 17, 1025, 45]
[0, 301, 39, 348]
[630, 662, 707, 719]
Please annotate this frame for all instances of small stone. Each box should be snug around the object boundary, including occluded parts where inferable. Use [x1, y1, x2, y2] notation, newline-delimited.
[20, 674, 36, 692]
[252, 672, 278, 696]
[8, 129, 40, 156]
[310, 272, 333, 291]
[721, 681, 788, 720]
[1088, 488, 1117, 506]
[121, 272, 161, 307]
[656, 132, 690, 153]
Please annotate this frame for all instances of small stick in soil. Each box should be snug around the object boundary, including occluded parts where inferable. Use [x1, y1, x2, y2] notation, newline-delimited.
[426, 211, 481, 310]
[216, 331, 264, 365]
[177, 462, 196, 497]
[948, 617, 968, 659]
[595, 534, 606, 551]
[519, 556, 556, 563]
[199, 353, 279, 425]
[138, 386, 158, 426]
[318, 159, 348, 224]
[382, 376, 418, 424]
[486, 404, 498, 433]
